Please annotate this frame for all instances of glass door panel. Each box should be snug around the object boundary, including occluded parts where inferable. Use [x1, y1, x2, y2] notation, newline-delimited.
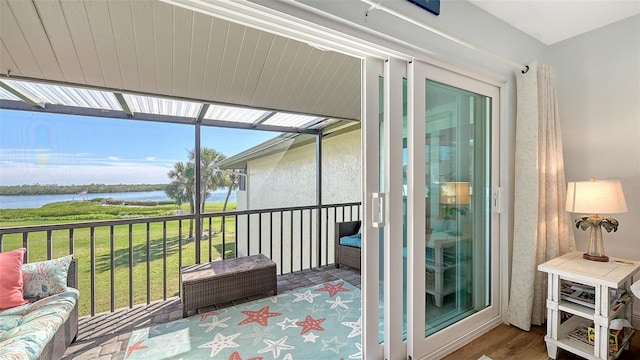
[407, 60, 501, 359]
[424, 80, 490, 335]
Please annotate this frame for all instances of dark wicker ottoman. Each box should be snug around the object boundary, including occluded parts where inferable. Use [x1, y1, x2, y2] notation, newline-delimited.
[180, 254, 277, 317]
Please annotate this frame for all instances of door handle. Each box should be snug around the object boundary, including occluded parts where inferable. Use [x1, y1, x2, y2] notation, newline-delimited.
[372, 192, 385, 227]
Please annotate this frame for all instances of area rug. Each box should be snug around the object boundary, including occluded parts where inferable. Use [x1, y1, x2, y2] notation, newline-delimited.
[125, 280, 362, 359]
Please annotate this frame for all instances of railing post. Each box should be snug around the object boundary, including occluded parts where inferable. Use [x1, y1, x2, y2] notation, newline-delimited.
[110, 225, 115, 312]
[90, 227, 96, 316]
[222, 215, 226, 259]
[163, 221, 167, 300]
[22, 233, 28, 263]
[46, 230, 52, 260]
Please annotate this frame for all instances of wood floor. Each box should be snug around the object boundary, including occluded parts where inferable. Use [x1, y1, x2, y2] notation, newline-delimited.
[443, 323, 640, 360]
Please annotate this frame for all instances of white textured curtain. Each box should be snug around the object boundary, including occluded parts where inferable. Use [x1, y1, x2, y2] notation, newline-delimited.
[507, 62, 576, 331]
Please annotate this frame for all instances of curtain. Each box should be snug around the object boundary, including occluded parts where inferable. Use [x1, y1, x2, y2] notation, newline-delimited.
[507, 62, 576, 331]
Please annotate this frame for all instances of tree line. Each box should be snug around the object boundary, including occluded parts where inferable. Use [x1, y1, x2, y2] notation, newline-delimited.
[0, 184, 166, 196]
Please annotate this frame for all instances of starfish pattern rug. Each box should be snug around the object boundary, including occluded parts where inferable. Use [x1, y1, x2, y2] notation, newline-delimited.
[125, 280, 362, 359]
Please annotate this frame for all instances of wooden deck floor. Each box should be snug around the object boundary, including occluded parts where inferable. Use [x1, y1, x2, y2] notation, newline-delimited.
[444, 322, 640, 360]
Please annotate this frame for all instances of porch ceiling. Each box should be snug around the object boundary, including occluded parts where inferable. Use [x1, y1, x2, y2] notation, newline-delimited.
[0, 0, 361, 129]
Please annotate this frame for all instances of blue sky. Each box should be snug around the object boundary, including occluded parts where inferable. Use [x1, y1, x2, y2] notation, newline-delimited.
[0, 109, 278, 186]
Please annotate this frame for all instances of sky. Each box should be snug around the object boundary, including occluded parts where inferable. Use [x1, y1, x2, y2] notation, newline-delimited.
[0, 109, 278, 186]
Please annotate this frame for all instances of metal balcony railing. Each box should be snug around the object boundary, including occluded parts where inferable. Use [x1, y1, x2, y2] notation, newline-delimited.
[0, 202, 361, 317]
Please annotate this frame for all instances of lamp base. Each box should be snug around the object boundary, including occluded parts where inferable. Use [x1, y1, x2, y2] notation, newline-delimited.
[583, 253, 609, 262]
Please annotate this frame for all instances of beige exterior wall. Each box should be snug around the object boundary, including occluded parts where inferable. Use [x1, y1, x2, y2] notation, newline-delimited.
[235, 128, 361, 271]
[243, 128, 361, 209]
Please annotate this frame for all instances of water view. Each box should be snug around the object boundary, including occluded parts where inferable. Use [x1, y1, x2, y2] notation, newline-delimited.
[0, 189, 236, 209]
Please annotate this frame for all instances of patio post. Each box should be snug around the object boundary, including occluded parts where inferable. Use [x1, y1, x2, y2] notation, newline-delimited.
[316, 133, 322, 267]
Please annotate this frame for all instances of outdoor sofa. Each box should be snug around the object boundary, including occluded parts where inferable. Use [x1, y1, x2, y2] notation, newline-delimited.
[0, 251, 78, 360]
[334, 220, 362, 270]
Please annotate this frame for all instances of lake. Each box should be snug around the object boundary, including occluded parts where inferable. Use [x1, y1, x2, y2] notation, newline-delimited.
[0, 189, 236, 209]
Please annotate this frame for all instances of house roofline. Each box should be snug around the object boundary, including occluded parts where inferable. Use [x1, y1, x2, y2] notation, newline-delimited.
[216, 120, 360, 169]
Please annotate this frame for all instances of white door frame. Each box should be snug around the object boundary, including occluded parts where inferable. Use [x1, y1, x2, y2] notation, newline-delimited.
[407, 59, 504, 359]
[361, 56, 410, 360]
[383, 57, 408, 360]
[362, 56, 384, 360]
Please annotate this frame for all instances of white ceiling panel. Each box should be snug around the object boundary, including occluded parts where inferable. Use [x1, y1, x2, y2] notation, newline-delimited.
[172, 5, 194, 98]
[6, 0, 62, 80]
[186, 11, 212, 100]
[240, 31, 276, 105]
[216, 21, 246, 103]
[152, 1, 173, 96]
[0, 42, 18, 78]
[108, 0, 141, 91]
[251, 35, 288, 109]
[34, 0, 85, 84]
[227, 26, 261, 105]
[0, 0, 361, 121]
[201, 16, 229, 101]
[1, 1, 44, 78]
[84, 0, 123, 89]
[131, 0, 158, 95]
[60, 1, 105, 87]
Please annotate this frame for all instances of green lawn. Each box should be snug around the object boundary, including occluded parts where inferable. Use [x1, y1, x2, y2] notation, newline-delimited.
[1, 200, 237, 316]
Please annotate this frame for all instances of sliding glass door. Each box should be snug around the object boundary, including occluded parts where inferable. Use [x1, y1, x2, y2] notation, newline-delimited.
[406, 60, 502, 359]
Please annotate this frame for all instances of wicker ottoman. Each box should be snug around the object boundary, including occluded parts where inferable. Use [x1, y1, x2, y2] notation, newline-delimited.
[180, 254, 277, 317]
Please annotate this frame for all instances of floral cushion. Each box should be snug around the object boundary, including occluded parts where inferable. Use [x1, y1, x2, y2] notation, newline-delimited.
[22, 255, 73, 299]
[0, 288, 78, 360]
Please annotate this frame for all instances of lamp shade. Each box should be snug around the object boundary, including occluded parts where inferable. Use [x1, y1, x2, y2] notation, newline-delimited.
[440, 182, 471, 205]
[566, 180, 627, 214]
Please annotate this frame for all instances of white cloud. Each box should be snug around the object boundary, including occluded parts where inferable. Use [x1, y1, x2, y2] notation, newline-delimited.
[0, 163, 173, 185]
[0, 150, 177, 185]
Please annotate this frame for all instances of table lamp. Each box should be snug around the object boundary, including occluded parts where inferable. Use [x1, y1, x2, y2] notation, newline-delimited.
[565, 178, 627, 262]
[440, 182, 471, 206]
[439, 182, 471, 235]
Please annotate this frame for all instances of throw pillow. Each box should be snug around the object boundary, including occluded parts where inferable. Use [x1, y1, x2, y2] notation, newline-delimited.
[22, 254, 73, 299]
[0, 248, 29, 310]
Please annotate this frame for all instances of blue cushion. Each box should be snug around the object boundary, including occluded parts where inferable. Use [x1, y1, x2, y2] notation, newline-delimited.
[339, 234, 362, 248]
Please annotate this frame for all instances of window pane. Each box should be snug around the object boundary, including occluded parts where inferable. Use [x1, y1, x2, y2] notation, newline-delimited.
[424, 80, 491, 336]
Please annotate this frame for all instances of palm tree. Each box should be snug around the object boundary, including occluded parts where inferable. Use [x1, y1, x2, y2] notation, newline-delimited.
[166, 161, 195, 238]
[219, 169, 241, 234]
[166, 147, 230, 240]
[222, 170, 240, 213]
[188, 148, 227, 213]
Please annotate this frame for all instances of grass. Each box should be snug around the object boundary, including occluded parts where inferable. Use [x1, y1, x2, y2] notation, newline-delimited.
[1, 200, 237, 317]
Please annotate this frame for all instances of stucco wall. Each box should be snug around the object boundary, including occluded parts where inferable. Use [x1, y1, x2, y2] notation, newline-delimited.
[245, 128, 361, 209]
[246, 139, 317, 209]
[235, 128, 361, 271]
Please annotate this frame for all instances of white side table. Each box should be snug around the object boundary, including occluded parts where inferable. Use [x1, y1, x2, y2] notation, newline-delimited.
[538, 252, 640, 359]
